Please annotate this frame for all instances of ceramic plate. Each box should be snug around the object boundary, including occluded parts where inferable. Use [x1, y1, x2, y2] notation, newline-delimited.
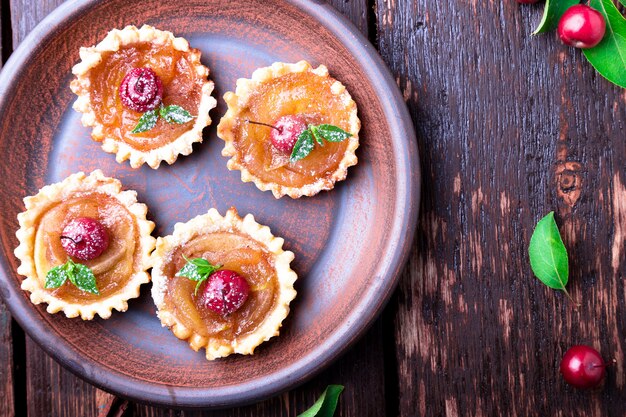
[0, 0, 420, 408]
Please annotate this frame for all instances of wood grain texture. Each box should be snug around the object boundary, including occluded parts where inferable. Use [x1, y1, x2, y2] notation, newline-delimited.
[8, 0, 388, 416]
[25, 335, 98, 417]
[0, 3, 16, 416]
[0, 303, 14, 417]
[375, 1, 626, 416]
[9, 0, 65, 46]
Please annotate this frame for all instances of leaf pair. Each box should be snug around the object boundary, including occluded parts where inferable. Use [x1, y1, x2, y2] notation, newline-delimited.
[45, 259, 99, 295]
[528, 212, 573, 300]
[132, 104, 194, 134]
[175, 256, 221, 295]
[291, 124, 352, 162]
[534, 0, 626, 88]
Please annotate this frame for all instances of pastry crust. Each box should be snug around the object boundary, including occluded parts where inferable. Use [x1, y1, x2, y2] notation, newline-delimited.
[151, 207, 297, 360]
[217, 60, 360, 198]
[14, 170, 156, 320]
[70, 25, 217, 169]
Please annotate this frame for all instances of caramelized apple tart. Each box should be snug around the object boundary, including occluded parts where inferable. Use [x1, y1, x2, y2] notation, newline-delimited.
[151, 207, 297, 360]
[217, 61, 360, 198]
[14, 170, 156, 320]
[70, 25, 217, 169]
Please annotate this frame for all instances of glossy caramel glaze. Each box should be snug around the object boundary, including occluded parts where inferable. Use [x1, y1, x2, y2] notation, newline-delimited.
[33, 193, 140, 304]
[162, 232, 278, 343]
[232, 72, 351, 187]
[86, 41, 203, 151]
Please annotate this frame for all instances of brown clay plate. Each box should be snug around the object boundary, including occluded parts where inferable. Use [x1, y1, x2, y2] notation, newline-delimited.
[0, 0, 420, 408]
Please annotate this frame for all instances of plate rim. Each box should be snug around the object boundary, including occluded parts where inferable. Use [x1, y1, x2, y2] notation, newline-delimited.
[0, 0, 421, 408]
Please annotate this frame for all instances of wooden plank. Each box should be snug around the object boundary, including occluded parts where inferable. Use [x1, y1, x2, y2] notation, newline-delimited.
[25, 335, 98, 417]
[375, 1, 626, 416]
[0, 302, 15, 417]
[329, 0, 369, 38]
[9, 0, 65, 46]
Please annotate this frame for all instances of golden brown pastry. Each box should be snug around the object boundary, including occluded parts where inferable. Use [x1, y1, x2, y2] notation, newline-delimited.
[14, 170, 155, 320]
[151, 207, 297, 359]
[71, 25, 217, 168]
[217, 61, 360, 198]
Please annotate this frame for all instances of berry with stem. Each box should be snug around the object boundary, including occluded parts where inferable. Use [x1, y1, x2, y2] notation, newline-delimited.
[560, 345, 607, 389]
[60, 217, 109, 261]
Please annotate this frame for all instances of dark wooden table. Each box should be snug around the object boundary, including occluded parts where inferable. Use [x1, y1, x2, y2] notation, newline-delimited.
[1, 0, 625, 416]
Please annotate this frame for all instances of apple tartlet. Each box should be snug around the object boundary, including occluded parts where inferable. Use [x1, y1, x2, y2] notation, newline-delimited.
[217, 61, 360, 198]
[14, 170, 156, 320]
[70, 25, 217, 169]
[151, 207, 297, 360]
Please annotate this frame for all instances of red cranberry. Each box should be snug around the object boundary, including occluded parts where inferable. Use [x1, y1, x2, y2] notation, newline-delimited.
[270, 115, 307, 153]
[558, 5, 606, 49]
[199, 270, 249, 316]
[60, 217, 109, 261]
[119, 67, 163, 112]
[560, 345, 606, 389]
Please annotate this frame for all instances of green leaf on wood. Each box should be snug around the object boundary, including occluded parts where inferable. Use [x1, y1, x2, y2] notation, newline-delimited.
[533, 0, 580, 34]
[583, 0, 626, 88]
[297, 385, 344, 417]
[528, 212, 571, 298]
[618, 0, 626, 7]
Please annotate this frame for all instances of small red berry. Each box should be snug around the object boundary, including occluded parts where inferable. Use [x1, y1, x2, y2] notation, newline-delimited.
[270, 115, 307, 153]
[60, 217, 109, 261]
[119, 67, 163, 112]
[560, 345, 606, 389]
[558, 5, 606, 49]
[199, 270, 249, 316]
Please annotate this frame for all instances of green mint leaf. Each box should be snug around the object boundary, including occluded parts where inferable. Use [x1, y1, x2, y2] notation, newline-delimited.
[66, 261, 77, 286]
[160, 105, 194, 124]
[297, 385, 344, 417]
[188, 257, 212, 269]
[528, 212, 571, 297]
[532, 0, 580, 35]
[290, 129, 315, 162]
[45, 264, 68, 289]
[177, 262, 205, 282]
[71, 263, 100, 295]
[131, 109, 159, 133]
[315, 124, 352, 142]
[44, 259, 99, 294]
[583, 0, 626, 88]
[619, 0, 626, 7]
[176, 257, 221, 295]
[310, 125, 325, 146]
